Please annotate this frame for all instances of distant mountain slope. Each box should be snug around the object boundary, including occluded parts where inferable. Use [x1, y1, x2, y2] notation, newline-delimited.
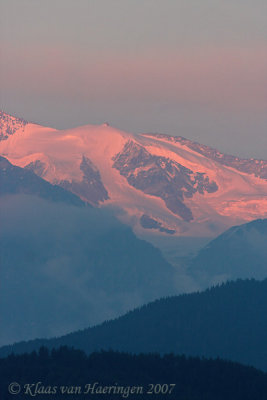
[0, 156, 85, 206]
[188, 219, 267, 286]
[1, 112, 266, 238]
[0, 193, 176, 346]
[2, 279, 267, 371]
[1, 348, 267, 400]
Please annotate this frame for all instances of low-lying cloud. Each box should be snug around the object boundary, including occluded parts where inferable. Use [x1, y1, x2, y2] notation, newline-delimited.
[0, 194, 176, 346]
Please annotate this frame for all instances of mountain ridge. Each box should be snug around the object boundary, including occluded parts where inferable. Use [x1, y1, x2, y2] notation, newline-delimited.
[1, 111, 266, 238]
[0, 156, 86, 206]
[1, 278, 267, 371]
[189, 218, 267, 286]
[144, 133, 267, 180]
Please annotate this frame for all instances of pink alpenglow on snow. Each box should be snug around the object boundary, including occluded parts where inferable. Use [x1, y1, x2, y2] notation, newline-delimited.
[0, 111, 267, 238]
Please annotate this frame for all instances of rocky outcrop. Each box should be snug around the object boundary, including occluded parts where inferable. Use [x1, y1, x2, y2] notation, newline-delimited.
[140, 214, 176, 234]
[25, 160, 47, 178]
[113, 140, 218, 221]
[59, 156, 109, 206]
[0, 111, 27, 141]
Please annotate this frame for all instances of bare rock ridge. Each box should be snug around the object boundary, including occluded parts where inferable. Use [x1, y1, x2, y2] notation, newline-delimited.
[0, 111, 28, 141]
[58, 156, 109, 206]
[25, 160, 47, 178]
[113, 140, 218, 221]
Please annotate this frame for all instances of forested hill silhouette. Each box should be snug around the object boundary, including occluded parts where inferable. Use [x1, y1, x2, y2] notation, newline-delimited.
[1, 279, 267, 371]
[1, 347, 267, 400]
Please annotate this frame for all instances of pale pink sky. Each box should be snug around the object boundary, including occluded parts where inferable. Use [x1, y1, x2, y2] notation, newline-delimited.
[2, 44, 266, 109]
[1, 0, 267, 158]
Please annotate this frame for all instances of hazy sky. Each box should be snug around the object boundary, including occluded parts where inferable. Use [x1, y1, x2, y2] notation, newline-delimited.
[1, 0, 267, 158]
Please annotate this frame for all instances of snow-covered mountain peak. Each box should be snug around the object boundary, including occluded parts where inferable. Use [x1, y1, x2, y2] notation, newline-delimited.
[1, 112, 266, 238]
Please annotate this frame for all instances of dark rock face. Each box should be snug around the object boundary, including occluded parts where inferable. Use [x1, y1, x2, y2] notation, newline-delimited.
[25, 160, 47, 178]
[146, 133, 267, 180]
[0, 111, 27, 141]
[140, 214, 176, 234]
[113, 141, 218, 221]
[59, 156, 109, 206]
